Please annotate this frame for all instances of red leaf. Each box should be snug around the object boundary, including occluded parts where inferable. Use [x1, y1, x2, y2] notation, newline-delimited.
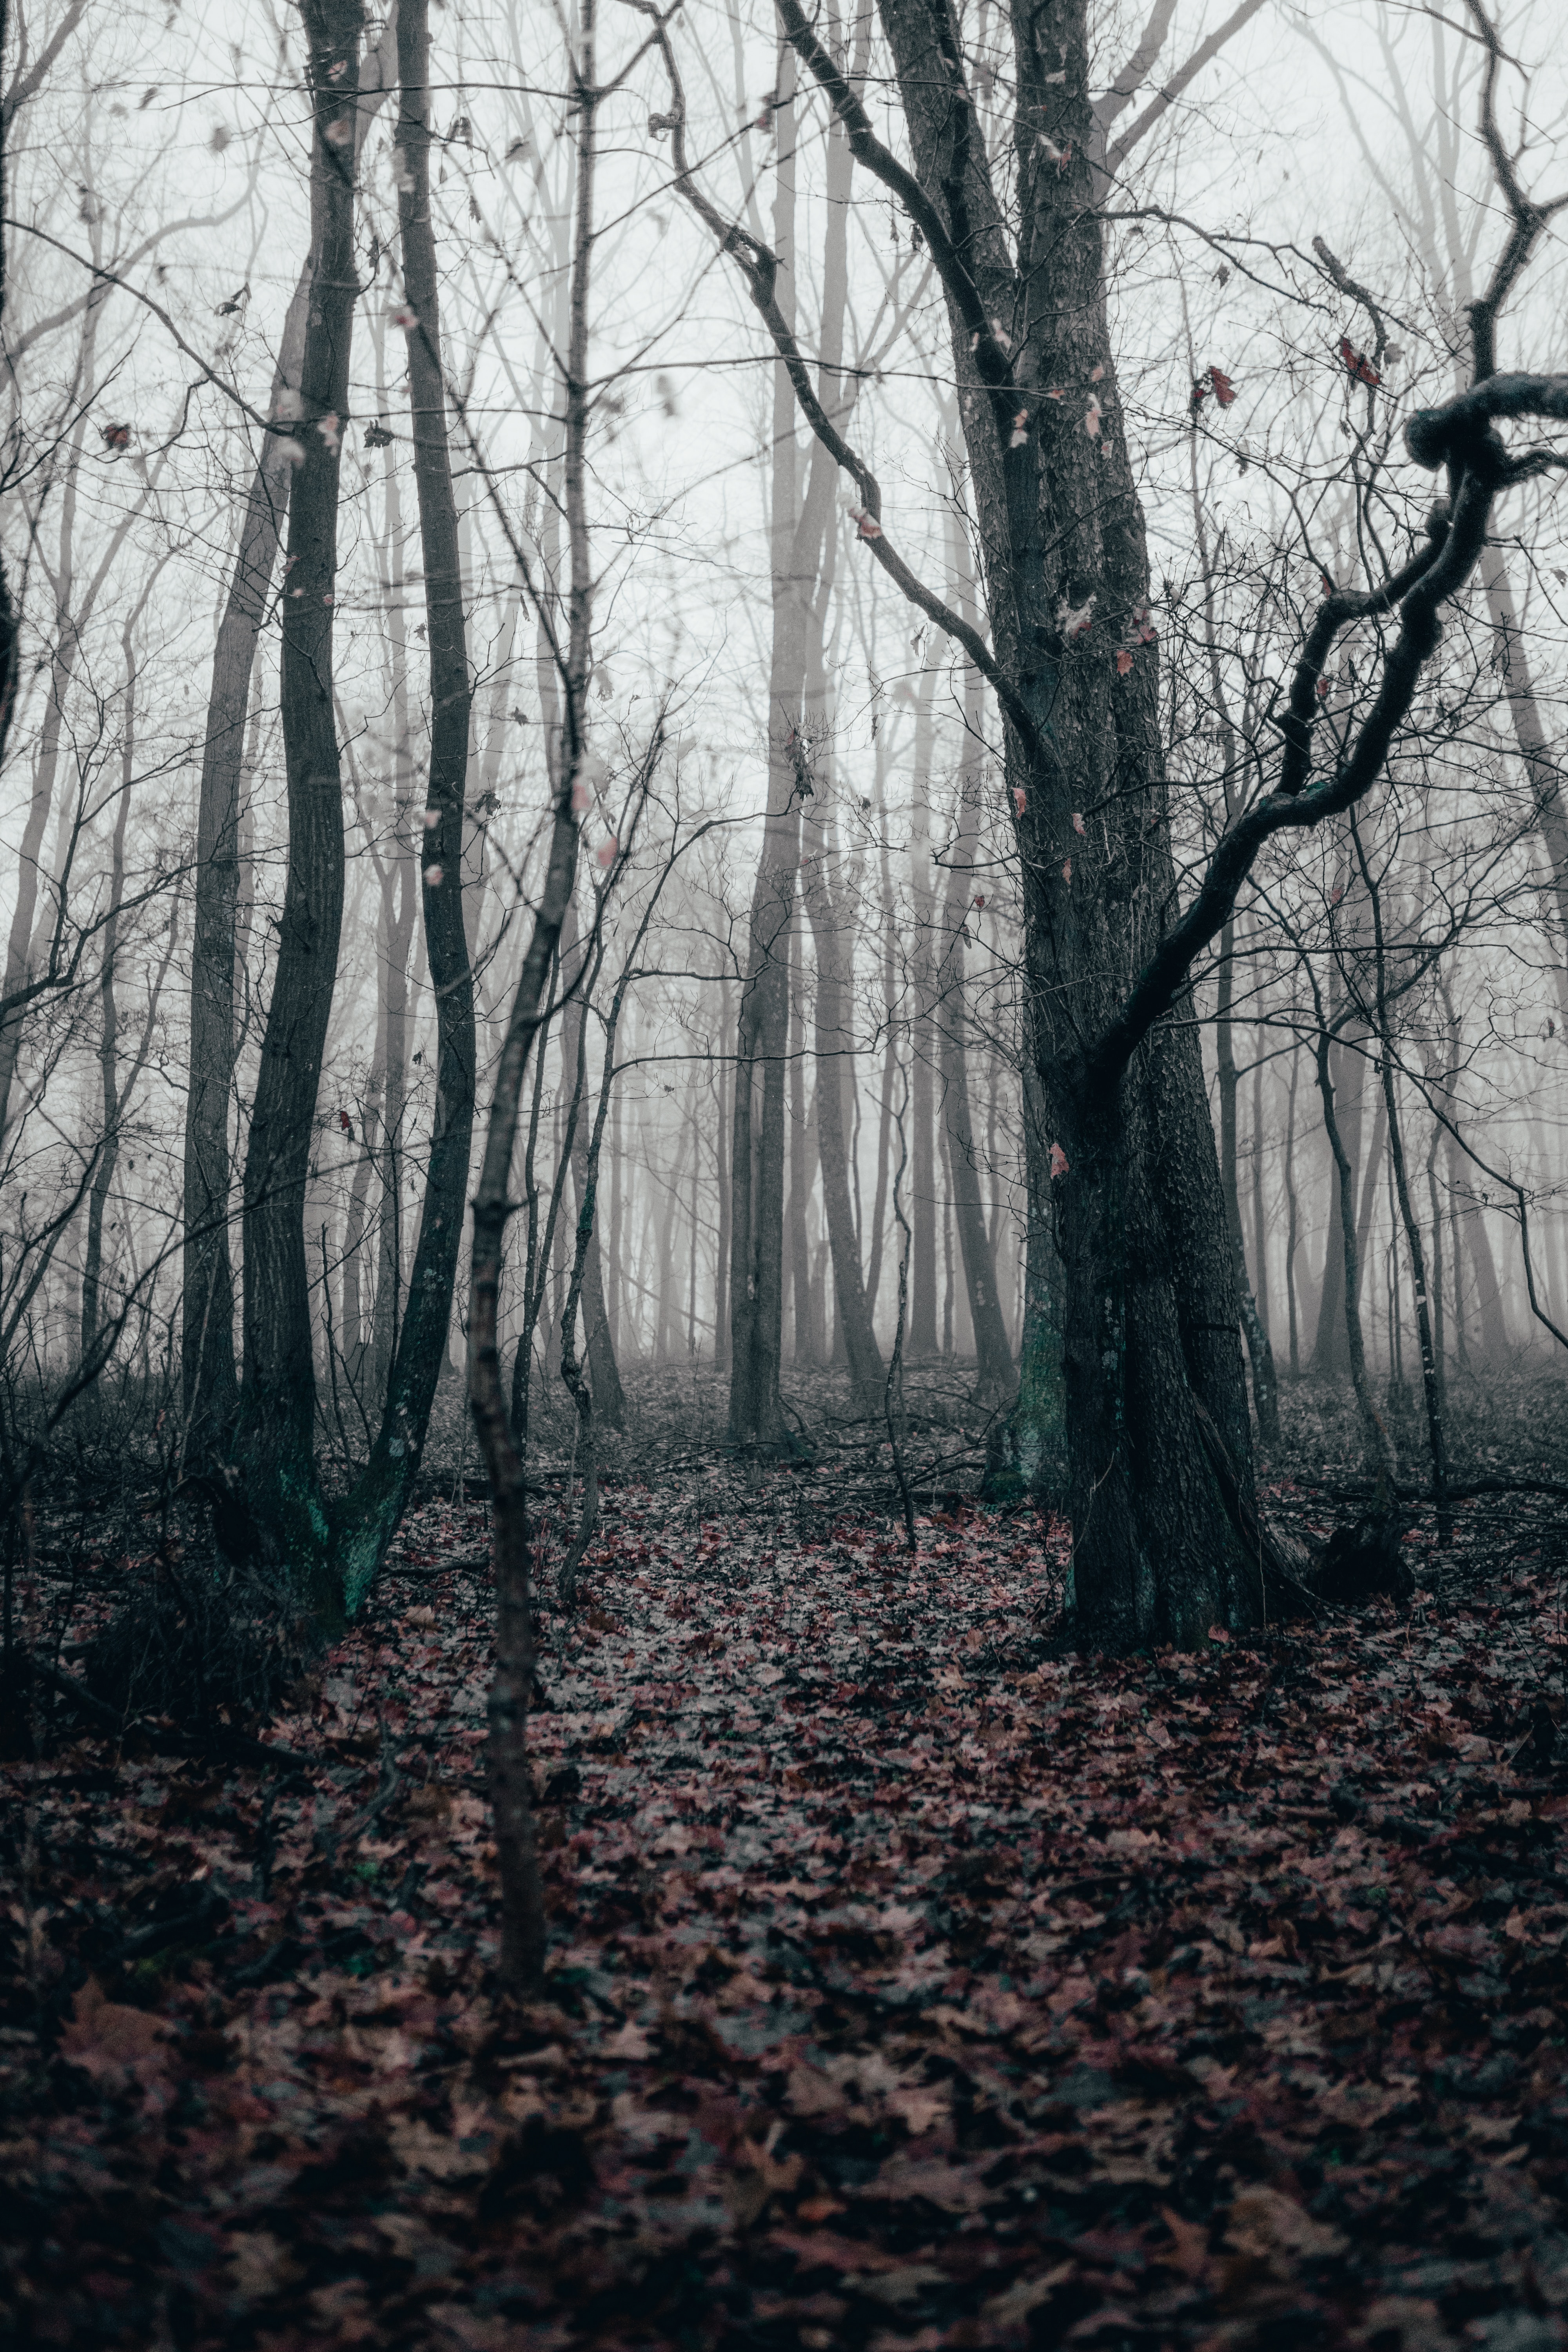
[1209, 367, 1236, 407]
[1340, 335, 1381, 388]
[1115, 647, 1133, 676]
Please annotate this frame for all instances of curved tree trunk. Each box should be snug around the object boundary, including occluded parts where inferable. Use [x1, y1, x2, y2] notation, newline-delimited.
[181, 267, 310, 1459]
[229, 0, 474, 1620]
[330, 0, 477, 1610]
[232, 0, 362, 1600]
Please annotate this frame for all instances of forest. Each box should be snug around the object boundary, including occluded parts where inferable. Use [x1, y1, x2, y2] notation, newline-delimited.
[2, 0, 1568, 2342]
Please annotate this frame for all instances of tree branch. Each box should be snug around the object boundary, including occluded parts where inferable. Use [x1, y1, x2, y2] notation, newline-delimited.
[1104, 0, 1268, 176]
[1093, 0, 1179, 140]
[768, 0, 1014, 390]
[630, 2, 1050, 772]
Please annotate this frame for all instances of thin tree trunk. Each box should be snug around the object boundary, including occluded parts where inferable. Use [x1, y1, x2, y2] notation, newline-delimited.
[908, 664, 938, 1355]
[785, 903, 812, 1363]
[1216, 915, 1278, 1440]
[475, 0, 603, 1991]
[609, 1080, 625, 1358]
[1313, 1010, 1397, 1490]
[82, 593, 154, 1357]
[329, 0, 479, 1608]
[1352, 821, 1450, 1535]
[560, 907, 625, 1426]
[727, 42, 804, 1449]
[372, 851, 415, 1397]
[1483, 561, 1568, 1034]
[1251, 1033, 1271, 1356]
[713, 971, 731, 1369]
[1283, 1040, 1301, 1379]
[864, 868, 898, 1321]
[934, 597, 1012, 1403]
[800, 794, 884, 1407]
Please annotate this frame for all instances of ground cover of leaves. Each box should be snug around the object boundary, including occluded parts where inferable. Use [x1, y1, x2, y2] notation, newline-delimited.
[3, 1468, 1568, 2352]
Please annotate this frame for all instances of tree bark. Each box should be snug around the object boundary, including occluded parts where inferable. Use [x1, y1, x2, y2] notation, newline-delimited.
[82, 597, 161, 1360]
[181, 267, 309, 1457]
[1283, 1041, 1301, 1379]
[1216, 915, 1278, 1439]
[908, 662, 939, 1355]
[232, 0, 363, 1602]
[1313, 1014, 1397, 1490]
[330, 0, 478, 1610]
[785, 905, 813, 1364]
[935, 597, 1013, 1406]
[870, 0, 1256, 1645]
[1352, 820, 1449, 1534]
[560, 905, 625, 1426]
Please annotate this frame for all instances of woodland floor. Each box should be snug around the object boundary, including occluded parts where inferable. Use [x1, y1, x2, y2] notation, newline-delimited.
[3, 1365, 1568, 2352]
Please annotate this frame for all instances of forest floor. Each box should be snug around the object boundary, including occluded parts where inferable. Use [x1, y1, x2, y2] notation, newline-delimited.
[3, 1365, 1568, 2351]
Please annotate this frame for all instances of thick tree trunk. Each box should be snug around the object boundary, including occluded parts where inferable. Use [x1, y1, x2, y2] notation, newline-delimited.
[876, 0, 1258, 1645]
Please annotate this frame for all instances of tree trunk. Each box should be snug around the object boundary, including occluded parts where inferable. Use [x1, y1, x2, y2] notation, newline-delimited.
[560, 906, 625, 1426]
[801, 805, 884, 1408]
[232, 0, 363, 1602]
[1313, 1022, 1397, 1489]
[229, 0, 474, 1619]
[727, 44, 805, 1449]
[873, 0, 1258, 1644]
[712, 972, 730, 1368]
[181, 269, 310, 1457]
[908, 662, 939, 1354]
[986, 1053, 1067, 1499]
[1216, 915, 1278, 1439]
[82, 603, 154, 1360]
[1283, 1041, 1301, 1378]
[329, 0, 478, 1610]
[935, 620, 1013, 1406]
[785, 905, 812, 1363]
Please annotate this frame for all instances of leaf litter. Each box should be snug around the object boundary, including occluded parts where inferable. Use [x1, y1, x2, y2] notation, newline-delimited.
[3, 1462, 1568, 2351]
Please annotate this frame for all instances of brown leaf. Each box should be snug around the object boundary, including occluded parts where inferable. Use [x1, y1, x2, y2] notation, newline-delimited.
[58, 1977, 171, 2077]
